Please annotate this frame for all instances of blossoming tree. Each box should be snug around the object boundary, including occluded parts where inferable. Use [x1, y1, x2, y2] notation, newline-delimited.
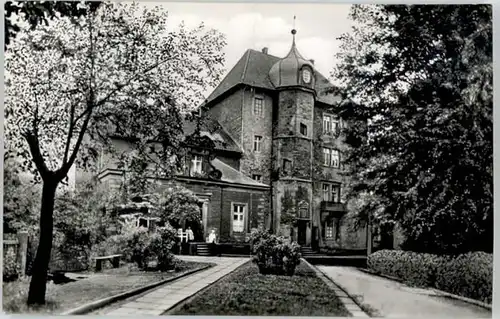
[5, 2, 226, 305]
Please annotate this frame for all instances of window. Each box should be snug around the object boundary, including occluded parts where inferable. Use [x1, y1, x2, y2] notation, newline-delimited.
[253, 135, 262, 152]
[331, 185, 341, 202]
[323, 148, 331, 166]
[191, 155, 202, 175]
[254, 97, 264, 116]
[322, 184, 330, 201]
[283, 159, 292, 172]
[300, 123, 307, 136]
[322, 183, 341, 202]
[323, 113, 341, 135]
[252, 174, 262, 182]
[325, 220, 334, 238]
[323, 115, 331, 134]
[331, 149, 340, 168]
[323, 148, 340, 168]
[232, 204, 245, 232]
[332, 117, 340, 135]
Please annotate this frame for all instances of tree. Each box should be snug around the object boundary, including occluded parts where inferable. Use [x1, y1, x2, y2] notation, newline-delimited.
[5, 2, 226, 305]
[333, 5, 492, 254]
[4, 1, 102, 49]
[156, 184, 201, 230]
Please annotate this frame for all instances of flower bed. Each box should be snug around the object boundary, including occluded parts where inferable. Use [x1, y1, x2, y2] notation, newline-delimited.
[367, 250, 492, 304]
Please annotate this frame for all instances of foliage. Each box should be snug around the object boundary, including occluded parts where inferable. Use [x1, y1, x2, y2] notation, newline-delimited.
[279, 189, 296, 226]
[156, 184, 201, 229]
[368, 249, 492, 303]
[3, 246, 21, 282]
[147, 226, 178, 271]
[435, 251, 492, 304]
[334, 5, 492, 254]
[51, 181, 116, 270]
[4, 1, 101, 49]
[250, 230, 301, 276]
[3, 278, 58, 314]
[92, 223, 178, 271]
[3, 161, 41, 234]
[5, 1, 225, 304]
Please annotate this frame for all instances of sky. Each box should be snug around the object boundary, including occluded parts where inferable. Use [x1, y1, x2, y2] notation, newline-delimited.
[144, 2, 354, 86]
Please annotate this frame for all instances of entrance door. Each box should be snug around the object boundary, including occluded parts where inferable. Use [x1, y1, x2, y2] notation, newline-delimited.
[297, 221, 307, 245]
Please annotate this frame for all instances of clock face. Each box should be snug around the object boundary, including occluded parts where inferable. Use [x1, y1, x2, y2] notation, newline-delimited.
[302, 69, 312, 84]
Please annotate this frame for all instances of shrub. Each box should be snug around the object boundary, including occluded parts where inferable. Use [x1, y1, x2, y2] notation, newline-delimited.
[91, 224, 177, 271]
[251, 229, 301, 276]
[367, 250, 492, 304]
[3, 246, 20, 282]
[435, 252, 492, 304]
[147, 226, 177, 271]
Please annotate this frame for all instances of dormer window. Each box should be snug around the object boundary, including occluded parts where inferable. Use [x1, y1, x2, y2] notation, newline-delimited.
[191, 155, 203, 175]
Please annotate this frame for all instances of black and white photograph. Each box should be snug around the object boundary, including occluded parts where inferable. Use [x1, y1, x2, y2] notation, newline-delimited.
[2, 1, 493, 317]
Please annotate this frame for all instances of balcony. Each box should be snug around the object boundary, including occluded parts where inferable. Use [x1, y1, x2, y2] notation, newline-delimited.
[320, 201, 346, 213]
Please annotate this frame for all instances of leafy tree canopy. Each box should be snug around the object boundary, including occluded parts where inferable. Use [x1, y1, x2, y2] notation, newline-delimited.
[4, 1, 226, 305]
[334, 5, 492, 254]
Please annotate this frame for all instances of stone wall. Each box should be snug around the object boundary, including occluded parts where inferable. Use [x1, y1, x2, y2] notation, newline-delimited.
[240, 87, 274, 185]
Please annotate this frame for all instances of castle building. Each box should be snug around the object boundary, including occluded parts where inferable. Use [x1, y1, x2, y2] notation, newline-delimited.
[92, 29, 367, 250]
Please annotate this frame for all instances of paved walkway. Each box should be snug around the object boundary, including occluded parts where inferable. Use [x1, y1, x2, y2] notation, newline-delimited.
[101, 256, 249, 316]
[317, 266, 492, 318]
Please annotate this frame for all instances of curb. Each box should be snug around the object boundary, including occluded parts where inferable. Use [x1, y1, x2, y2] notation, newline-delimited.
[430, 289, 492, 310]
[61, 263, 214, 315]
[359, 268, 492, 311]
[162, 258, 251, 315]
[301, 258, 370, 317]
[358, 268, 403, 283]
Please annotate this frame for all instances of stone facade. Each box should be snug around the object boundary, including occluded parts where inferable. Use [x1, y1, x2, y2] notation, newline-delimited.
[202, 40, 367, 250]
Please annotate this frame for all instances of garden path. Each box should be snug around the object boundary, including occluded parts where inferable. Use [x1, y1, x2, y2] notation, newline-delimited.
[98, 256, 249, 316]
[317, 266, 491, 318]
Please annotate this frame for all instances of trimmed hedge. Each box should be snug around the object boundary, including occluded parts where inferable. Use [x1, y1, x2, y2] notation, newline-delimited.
[368, 250, 492, 304]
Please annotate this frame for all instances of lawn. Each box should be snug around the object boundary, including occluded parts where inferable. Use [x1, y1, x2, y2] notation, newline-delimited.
[3, 260, 212, 314]
[171, 261, 351, 316]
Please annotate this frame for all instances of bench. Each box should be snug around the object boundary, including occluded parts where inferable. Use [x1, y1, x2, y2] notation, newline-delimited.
[93, 254, 122, 272]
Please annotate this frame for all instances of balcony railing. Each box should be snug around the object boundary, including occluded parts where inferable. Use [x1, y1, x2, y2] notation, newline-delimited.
[320, 201, 346, 213]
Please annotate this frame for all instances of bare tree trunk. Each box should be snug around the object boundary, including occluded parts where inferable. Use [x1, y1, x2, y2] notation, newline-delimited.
[27, 180, 58, 305]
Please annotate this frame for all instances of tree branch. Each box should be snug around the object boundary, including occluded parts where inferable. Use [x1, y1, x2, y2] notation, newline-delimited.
[23, 132, 50, 179]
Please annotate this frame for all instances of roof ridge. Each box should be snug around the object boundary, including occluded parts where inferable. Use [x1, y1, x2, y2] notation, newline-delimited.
[247, 48, 281, 59]
[240, 49, 251, 83]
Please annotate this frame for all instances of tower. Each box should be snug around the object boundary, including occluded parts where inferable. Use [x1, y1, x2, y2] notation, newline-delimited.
[268, 26, 316, 245]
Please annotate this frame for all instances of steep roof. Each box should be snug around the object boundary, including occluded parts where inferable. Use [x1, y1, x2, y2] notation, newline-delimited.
[211, 158, 269, 187]
[182, 116, 242, 154]
[205, 49, 340, 106]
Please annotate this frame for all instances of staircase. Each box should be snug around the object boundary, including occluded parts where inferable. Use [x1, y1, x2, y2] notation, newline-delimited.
[196, 243, 211, 256]
[300, 246, 318, 258]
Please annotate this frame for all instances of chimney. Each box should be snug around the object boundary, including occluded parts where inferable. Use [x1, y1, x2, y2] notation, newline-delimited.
[262, 47, 269, 54]
[309, 59, 315, 65]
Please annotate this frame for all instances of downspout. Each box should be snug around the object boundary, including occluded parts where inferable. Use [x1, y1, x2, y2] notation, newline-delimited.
[220, 187, 224, 239]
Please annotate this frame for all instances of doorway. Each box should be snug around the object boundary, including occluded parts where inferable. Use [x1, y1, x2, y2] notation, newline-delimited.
[297, 221, 307, 245]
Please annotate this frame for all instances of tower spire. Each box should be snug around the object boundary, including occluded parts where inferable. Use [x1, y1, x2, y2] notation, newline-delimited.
[291, 15, 297, 44]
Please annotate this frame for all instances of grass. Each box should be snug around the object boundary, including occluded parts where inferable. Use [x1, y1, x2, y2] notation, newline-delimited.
[3, 260, 212, 314]
[172, 261, 352, 316]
